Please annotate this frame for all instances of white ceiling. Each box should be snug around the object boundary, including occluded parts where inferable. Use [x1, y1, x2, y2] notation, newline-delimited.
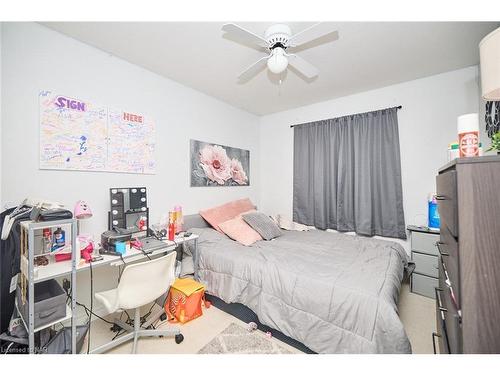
[42, 22, 499, 115]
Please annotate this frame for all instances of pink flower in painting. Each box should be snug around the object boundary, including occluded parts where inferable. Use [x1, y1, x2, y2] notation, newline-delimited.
[230, 158, 248, 185]
[199, 145, 231, 185]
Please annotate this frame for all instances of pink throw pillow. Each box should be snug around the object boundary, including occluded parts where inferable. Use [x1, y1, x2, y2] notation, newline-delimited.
[199, 198, 255, 233]
[219, 215, 262, 246]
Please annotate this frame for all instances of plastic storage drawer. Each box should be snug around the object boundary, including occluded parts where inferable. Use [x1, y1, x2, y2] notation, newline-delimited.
[411, 273, 439, 299]
[412, 252, 439, 278]
[16, 279, 67, 330]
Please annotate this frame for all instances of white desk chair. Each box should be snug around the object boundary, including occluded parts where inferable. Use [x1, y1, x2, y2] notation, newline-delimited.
[90, 251, 183, 354]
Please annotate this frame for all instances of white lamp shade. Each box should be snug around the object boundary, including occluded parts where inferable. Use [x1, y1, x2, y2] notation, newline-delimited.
[267, 48, 288, 74]
[480, 27, 500, 101]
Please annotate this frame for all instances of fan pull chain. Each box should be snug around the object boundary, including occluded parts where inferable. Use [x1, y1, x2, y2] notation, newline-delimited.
[278, 72, 284, 96]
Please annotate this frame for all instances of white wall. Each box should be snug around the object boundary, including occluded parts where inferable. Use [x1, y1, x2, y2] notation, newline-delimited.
[1, 23, 261, 233]
[259, 66, 480, 252]
[1, 22, 260, 320]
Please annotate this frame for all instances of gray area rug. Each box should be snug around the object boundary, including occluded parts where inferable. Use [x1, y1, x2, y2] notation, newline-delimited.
[198, 323, 295, 354]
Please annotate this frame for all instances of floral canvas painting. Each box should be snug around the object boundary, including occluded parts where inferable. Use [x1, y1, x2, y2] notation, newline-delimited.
[190, 140, 250, 187]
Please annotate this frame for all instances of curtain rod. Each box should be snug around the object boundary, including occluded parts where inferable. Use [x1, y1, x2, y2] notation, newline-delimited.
[290, 105, 402, 128]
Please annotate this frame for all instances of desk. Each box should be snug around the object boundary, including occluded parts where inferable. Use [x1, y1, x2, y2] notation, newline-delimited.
[27, 234, 199, 283]
[15, 218, 198, 354]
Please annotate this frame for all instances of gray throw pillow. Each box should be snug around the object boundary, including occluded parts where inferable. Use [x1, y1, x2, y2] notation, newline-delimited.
[242, 212, 282, 240]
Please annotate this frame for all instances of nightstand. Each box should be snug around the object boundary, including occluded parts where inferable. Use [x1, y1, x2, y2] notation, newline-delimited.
[407, 225, 440, 299]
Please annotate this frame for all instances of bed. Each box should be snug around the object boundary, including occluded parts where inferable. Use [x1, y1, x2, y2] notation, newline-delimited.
[184, 214, 411, 354]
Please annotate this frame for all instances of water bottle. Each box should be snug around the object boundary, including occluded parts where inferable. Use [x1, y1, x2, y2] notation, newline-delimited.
[428, 194, 440, 229]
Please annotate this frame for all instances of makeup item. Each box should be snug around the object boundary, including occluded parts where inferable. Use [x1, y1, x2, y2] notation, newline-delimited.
[174, 205, 183, 234]
[458, 113, 480, 157]
[168, 222, 175, 241]
[42, 228, 52, 253]
[168, 211, 175, 241]
[52, 227, 65, 251]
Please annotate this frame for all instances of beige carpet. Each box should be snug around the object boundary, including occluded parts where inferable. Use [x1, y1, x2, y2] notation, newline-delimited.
[86, 281, 435, 354]
[398, 282, 437, 354]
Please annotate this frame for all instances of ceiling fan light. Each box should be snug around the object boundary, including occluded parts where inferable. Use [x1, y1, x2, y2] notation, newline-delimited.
[267, 48, 288, 74]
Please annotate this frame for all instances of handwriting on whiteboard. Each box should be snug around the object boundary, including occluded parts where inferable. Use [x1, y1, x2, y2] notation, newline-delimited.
[39, 91, 155, 174]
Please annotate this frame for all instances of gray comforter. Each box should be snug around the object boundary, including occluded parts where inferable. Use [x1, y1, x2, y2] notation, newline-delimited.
[192, 228, 411, 354]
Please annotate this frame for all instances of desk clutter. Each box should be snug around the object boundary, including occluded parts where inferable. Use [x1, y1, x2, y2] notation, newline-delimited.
[0, 190, 199, 354]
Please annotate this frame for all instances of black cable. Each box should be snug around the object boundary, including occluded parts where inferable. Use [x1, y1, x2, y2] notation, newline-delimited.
[140, 302, 157, 326]
[87, 260, 93, 354]
[146, 302, 156, 314]
[139, 247, 152, 261]
[147, 294, 170, 328]
[112, 322, 132, 340]
[124, 310, 131, 322]
[64, 289, 114, 325]
[112, 328, 126, 341]
[118, 254, 126, 282]
[81, 304, 113, 324]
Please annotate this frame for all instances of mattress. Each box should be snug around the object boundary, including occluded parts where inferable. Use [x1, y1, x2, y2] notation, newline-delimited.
[191, 227, 411, 354]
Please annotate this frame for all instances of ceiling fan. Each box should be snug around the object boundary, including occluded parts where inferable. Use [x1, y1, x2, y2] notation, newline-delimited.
[222, 23, 339, 82]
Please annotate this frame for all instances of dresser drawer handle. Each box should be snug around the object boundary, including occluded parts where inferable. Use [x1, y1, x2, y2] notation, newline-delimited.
[435, 287, 447, 317]
[435, 195, 447, 201]
[432, 332, 441, 354]
[435, 241, 449, 256]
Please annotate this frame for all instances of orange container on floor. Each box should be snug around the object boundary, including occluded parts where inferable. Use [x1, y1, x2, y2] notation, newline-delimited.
[165, 278, 207, 324]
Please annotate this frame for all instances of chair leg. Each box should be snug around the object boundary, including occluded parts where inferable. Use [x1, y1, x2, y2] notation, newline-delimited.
[90, 332, 135, 354]
[132, 307, 140, 354]
[90, 306, 182, 354]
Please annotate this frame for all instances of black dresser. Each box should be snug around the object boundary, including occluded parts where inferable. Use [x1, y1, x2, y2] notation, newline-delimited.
[433, 155, 500, 354]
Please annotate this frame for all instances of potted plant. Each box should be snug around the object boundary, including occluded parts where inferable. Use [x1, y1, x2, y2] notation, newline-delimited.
[487, 131, 500, 154]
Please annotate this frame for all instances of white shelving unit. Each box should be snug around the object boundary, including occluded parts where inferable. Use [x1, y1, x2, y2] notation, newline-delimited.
[17, 219, 78, 354]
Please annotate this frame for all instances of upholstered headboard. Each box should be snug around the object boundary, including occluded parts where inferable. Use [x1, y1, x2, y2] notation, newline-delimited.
[183, 214, 211, 230]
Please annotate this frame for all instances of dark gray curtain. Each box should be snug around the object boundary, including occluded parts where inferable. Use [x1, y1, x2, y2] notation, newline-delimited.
[293, 107, 406, 239]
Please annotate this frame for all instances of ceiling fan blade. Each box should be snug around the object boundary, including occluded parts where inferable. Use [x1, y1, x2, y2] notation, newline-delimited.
[288, 23, 339, 47]
[287, 54, 319, 79]
[238, 55, 270, 82]
[222, 23, 268, 48]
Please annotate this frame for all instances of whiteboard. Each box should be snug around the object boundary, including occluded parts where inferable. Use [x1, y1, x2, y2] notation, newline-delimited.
[39, 91, 155, 174]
